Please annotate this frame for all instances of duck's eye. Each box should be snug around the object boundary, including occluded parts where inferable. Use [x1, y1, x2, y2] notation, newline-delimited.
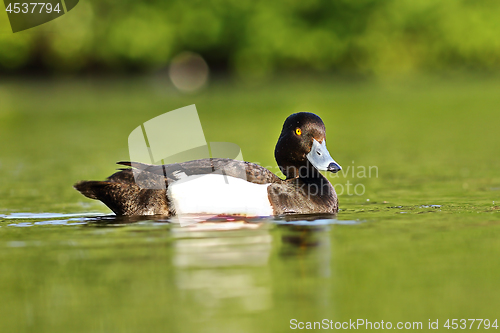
[295, 128, 302, 136]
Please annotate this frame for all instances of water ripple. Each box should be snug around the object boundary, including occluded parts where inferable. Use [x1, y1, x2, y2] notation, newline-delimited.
[2, 212, 102, 219]
[1, 212, 360, 228]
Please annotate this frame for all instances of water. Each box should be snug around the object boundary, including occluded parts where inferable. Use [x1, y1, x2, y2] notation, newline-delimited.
[0, 213, 340, 332]
[1, 76, 500, 332]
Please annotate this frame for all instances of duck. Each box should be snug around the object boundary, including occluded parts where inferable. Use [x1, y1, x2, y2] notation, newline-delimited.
[74, 112, 342, 216]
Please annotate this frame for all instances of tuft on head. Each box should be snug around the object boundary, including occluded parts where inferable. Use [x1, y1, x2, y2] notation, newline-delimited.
[281, 112, 326, 142]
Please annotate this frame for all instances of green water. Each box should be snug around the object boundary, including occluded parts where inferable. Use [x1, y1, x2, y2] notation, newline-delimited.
[1, 75, 500, 332]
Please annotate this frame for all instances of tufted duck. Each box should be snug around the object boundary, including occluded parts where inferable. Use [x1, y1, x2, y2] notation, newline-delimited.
[74, 112, 342, 216]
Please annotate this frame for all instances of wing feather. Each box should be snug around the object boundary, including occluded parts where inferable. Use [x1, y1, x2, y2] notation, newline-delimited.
[117, 159, 281, 185]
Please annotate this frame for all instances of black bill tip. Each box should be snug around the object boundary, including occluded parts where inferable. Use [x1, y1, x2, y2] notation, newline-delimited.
[327, 162, 342, 173]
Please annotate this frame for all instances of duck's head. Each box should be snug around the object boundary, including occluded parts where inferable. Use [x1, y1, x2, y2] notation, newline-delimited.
[274, 112, 341, 179]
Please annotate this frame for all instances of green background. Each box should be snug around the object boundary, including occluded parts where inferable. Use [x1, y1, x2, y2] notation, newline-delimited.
[1, 0, 500, 77]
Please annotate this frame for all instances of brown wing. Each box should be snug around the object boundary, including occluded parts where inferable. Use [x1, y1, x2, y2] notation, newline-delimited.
[117, 158, 282, 184]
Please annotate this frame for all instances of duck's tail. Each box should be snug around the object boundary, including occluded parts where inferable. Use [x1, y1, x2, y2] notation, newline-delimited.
[74, 180, 107, 200]
[74, 169, 171, 216]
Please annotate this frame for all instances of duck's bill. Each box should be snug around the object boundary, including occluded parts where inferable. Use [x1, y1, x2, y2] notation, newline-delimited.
[307, 139, 342, 173]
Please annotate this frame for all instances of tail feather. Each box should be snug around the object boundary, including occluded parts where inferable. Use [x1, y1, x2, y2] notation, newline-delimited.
[73, 179, 171, 216]
[74, 181, 103, 200]
[106, 168, 136, 183]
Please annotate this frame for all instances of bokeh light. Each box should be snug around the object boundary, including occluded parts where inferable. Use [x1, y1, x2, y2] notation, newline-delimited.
[168, 52, 209, 93]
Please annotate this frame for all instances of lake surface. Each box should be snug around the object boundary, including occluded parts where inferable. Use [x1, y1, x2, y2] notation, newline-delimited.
[1, 75, 500, 332]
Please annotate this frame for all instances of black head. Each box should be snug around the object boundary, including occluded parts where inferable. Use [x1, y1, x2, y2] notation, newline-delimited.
[274, 112, 341, 179]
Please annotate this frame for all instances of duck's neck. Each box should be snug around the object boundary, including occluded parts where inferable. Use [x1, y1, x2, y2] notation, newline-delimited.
[279, 160, 322, 180]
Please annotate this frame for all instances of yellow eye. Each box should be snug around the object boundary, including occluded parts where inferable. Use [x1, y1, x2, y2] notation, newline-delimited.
[295, 128, 302, 136]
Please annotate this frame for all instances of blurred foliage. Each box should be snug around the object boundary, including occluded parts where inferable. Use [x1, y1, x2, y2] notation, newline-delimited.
[1, 0, 500, 77]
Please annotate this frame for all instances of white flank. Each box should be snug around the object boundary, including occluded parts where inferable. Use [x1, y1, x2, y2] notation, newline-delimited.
[168, 174, 273, 217]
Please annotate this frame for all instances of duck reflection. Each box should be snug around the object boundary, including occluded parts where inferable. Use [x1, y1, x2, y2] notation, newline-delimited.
[171, 219, 273, 314]
[276, 214, 334, 282]
[170, 214, 336, 318]
[84, 214, 338, 327]
[278, 214, 334, 251]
